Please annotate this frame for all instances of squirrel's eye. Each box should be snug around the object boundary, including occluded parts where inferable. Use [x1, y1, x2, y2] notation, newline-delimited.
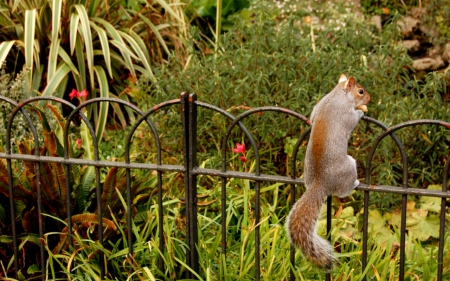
[358, 89, 364, 95]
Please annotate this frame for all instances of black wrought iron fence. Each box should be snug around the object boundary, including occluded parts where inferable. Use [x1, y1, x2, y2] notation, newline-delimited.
[0, 93, 449, 280]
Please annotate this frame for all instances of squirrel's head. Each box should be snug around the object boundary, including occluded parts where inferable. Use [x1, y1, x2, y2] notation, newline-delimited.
[338, 74, 371, 112]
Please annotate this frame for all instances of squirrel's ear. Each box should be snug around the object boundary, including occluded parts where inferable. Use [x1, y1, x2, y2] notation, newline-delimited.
[339, 74, 348, 83]
[344, 77, 355, 90]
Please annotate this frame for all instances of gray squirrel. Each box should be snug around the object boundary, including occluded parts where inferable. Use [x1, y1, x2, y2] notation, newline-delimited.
[286, 74, 371, 269]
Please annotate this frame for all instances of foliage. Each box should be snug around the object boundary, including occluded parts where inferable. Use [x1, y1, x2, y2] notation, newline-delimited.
[0, 95, 159, 279]
[0, 0, 191, 145]
[1, 0, 450, 280]
[137, 6, 450, 210]
[188, 0, 250, 33]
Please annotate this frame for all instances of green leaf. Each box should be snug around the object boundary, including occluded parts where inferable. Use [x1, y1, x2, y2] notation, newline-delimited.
[47, 38, 60, 84]
[420, 185, 443, 213]
[69, 12, 80, 55]
[24, 9, 36, 95]
[93, 65, 109, 143]
[78, 122, 96, 213]
[40, 62, 71, 101]
[57, 46, 80, 75]
[92, 18, 136, 76]
[90, 21, 112, 77]
[387, 201, 440, 241]
[51, 0, 62, 43]
[74, 5, 94, 91]
[118, 31, 155, 81]
[27, 264, 41, 274]
[0, 40, 15, 67]
[74, 36, 87, 89]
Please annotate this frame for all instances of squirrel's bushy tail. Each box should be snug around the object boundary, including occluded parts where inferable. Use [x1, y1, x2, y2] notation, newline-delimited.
[286, 186, 334, 269]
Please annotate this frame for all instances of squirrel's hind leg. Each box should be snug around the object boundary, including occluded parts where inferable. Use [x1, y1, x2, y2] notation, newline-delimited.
[334, 156, 359, 198]
[335, 181, 358, 198]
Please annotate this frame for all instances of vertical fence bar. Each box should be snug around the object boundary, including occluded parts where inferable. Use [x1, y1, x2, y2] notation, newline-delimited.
[325, 196, 332, 281]
[188, 94, 199, 274]
[182, 93, 199, 277]
[399, 151, 409, 281]
[437, 156, 449, 281]
[181, 93, 192, 278]
[361, 191, 370, 281]
[35, 154, 46, 281]
[95, 166, 105, 278]
[255, 181, 261, 281]
[289, 182, 296, 281]
[362, 142, 372, 281]
[6, 155, 18, 279]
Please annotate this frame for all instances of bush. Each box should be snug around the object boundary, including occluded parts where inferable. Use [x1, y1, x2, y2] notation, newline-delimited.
[136, 7, 450, 209]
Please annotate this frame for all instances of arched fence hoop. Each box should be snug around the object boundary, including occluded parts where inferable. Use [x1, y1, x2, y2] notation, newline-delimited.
[0, 93, 449, 281]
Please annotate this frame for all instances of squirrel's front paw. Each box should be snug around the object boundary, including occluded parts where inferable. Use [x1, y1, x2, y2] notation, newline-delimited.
[355, 110, 364, 118]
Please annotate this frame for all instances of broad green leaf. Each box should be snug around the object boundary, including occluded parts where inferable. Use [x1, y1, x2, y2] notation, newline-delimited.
[408, 213, 440, 241]
[0, 40, 15, 67]
[69, 12, 80, 55]
[109, 39, 139, 60]
[92, 18, 136, 76]
[129, 30, 151, 63]
[50, 0, 62, 42]
[40, 62, 71, 99]
[24, 9, 36, 95]
[118, 31, 155, 80]
[74, 5, 94, 91]
[74, 37, 86, 90]
[93, 65, 109, 143]
[78, 122, 95, 212]
[47, 38, 60, 84]
[387, 201, 440, 241]
[57, 46, 80, 75]
[90, 21, 112, 77]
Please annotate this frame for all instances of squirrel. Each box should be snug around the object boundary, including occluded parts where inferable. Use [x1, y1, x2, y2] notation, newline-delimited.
[286, 74, 370, 269]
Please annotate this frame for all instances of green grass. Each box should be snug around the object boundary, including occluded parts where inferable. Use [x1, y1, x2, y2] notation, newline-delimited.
[39, 174, 450, 280]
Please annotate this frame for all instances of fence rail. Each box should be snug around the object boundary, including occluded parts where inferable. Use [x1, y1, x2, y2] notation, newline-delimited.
[0, 93, 449, 280]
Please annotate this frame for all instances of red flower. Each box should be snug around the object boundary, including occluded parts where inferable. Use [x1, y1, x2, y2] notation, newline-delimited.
[232, 143, 246, 154]
[76, 139, 82, 149]
[233, 143, 247, 163]
[69, 89, 88, 101]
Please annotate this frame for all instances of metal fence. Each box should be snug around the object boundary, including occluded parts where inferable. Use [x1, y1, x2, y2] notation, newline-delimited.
[0, 93, 449, 280]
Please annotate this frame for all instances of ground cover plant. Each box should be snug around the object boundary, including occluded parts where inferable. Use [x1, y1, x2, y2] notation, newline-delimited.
[0, 0, 450, 280]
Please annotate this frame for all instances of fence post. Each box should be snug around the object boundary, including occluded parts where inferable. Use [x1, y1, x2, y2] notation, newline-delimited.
[181, 93, 199, 277]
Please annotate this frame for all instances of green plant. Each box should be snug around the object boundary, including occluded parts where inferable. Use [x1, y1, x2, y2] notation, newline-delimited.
[136, 5, 450, 210]
[0, 0, 191, 146]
